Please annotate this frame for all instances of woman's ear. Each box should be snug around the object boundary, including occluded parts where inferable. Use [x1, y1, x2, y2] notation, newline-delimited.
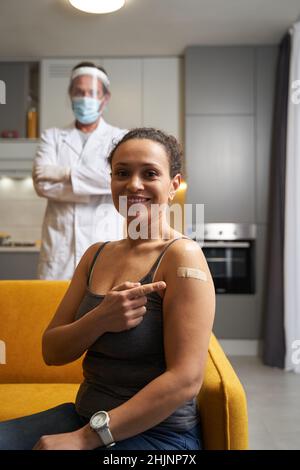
[169, 174, 181, 201]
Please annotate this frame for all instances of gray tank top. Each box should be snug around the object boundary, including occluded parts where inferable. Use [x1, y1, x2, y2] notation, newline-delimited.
[75, 238, 200, 432]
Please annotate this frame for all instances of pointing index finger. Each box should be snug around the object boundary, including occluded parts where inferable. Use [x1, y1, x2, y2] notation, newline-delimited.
[127, 281, 166, 299]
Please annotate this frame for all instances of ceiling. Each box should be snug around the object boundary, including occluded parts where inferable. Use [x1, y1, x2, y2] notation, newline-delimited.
[1, 0, 300, 58]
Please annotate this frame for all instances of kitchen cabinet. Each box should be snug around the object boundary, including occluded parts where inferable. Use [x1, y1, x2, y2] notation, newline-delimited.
[185, 47, 254, 115]
[186, 115, 255, 222]
[185, 45, 278, 340]
[0, 249, 39, 280]
[0, 140, 39, 177]
[142, 58, 182, 140]
[185, 45, 277, 225]
[102, 58, 142, 130]
[185, 46, 256, 223]
[0, 61, 39, 177]
[0, 62, 28, 137]
[0, 61, 36, 138]
[0, 62, 39, 139]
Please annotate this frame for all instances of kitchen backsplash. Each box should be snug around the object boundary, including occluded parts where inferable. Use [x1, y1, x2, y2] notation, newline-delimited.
[0, 177, 46, 242]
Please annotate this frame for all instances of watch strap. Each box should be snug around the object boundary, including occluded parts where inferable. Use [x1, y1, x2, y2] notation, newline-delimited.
[97, 425, 115, 447]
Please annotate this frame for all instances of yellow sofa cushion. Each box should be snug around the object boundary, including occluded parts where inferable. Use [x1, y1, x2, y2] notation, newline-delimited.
[0, 384, 80, 421]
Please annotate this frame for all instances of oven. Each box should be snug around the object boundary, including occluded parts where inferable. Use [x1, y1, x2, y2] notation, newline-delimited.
[193, 223, 256, 294]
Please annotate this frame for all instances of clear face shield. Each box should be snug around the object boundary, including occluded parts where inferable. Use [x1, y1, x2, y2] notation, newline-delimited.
[71, 74, 102, 100]
[70, 67, 110, 125]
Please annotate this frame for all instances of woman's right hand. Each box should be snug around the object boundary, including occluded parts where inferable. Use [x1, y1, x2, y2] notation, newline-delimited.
[96, 281, 166, 333]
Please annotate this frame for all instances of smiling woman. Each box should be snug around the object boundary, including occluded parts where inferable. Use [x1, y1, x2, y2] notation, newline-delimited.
[0, 127, 215, 451]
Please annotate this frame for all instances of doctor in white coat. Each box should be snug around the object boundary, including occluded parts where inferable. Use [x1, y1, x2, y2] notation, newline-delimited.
[33, 62, 126, 279]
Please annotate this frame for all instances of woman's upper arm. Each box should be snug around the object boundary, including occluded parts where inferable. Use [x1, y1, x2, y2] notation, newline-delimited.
[44, 243, 101, 332]
[161, 239, 215, 386]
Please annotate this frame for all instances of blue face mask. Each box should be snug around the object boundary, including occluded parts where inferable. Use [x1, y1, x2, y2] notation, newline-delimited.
[71, 97, 102, 124]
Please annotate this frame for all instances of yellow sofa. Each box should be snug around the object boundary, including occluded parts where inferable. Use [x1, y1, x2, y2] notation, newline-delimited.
[0, 280, 248, 450]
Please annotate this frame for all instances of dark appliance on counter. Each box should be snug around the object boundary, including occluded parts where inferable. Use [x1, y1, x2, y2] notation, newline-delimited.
[194, 223, 256, 294]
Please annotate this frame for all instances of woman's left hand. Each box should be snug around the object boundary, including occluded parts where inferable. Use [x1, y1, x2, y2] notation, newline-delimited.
[32, 426, 101, 450]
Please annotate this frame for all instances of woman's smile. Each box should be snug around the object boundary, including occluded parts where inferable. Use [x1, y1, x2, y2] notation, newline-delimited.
[126, 195, 152, 205]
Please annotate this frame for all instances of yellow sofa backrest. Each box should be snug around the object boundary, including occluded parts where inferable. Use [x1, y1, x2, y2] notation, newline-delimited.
[0, 280, 248, 449]
[0, 280, 82, 383]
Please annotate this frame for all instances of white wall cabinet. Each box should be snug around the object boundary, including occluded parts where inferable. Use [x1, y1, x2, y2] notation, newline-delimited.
[143, 58, 182, 140]
[0, 140, 39, 177]
[102, 58, 142, 130]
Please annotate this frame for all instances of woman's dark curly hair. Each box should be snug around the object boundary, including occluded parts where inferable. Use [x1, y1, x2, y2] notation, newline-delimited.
[107, 128, 183, 178]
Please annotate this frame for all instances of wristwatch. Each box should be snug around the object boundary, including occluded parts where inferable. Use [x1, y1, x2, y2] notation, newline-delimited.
[89, 411, 116, 448]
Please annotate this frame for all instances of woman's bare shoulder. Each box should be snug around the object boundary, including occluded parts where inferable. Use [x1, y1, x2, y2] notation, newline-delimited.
[167, 237, 203, 259]
[84, 242, 104, 259]
[79, 242, 106, 276]
[82, 239, 126, 272]
[161, 238, 210, 277]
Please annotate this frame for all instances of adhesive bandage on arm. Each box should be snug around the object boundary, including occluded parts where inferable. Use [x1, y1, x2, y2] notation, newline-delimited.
[177, 267, 207, 281]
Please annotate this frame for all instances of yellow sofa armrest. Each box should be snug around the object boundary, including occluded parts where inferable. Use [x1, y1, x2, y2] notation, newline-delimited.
[197, 334, 249, 450]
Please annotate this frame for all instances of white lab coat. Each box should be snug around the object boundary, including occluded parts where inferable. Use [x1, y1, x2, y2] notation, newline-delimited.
[33, 119, 126, 280]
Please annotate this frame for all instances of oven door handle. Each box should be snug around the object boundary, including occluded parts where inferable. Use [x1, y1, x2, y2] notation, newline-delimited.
[202, 241, 251, 248]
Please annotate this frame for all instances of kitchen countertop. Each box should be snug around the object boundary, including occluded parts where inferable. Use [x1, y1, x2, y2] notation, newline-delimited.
[0, 246, 40, 252]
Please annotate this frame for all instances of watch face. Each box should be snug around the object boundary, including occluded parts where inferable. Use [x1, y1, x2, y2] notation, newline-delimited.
[91, 412, 107, 429]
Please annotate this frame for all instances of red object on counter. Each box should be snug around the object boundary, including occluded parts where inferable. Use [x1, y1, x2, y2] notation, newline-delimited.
[1, 130, 19, 138]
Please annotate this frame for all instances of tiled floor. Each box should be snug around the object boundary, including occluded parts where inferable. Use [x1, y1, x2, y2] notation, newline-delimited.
[228, 356, 300, 450]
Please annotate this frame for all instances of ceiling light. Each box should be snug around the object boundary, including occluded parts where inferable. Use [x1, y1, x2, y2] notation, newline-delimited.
[69, 0, 125, 14]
